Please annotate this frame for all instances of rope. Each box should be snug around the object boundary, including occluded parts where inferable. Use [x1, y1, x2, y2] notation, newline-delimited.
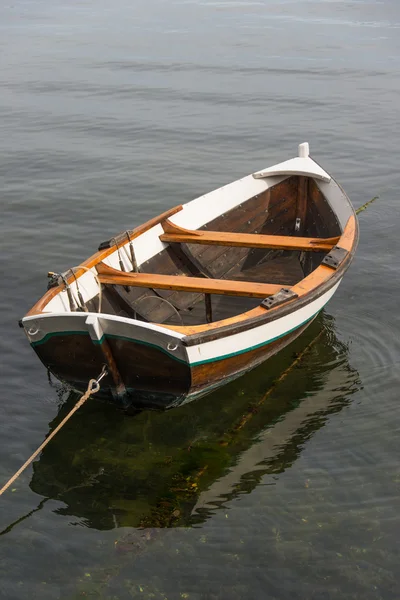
[58, 272, 77, 312]
[70, 268, 88, 312]
[125, 230, 138, 272]
[0, 371, 106, 498]
[70, 265, 103, 313]
[356, 195, 379, 215]
[221, 328, 325, 442]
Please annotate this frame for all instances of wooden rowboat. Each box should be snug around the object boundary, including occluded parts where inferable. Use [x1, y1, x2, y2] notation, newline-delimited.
[21, 143, 358, 409]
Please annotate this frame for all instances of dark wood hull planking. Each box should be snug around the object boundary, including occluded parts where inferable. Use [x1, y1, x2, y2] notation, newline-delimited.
[32, 317, 313, 409]
[188, 318, 313, 401]
[33, 332, 191, 409]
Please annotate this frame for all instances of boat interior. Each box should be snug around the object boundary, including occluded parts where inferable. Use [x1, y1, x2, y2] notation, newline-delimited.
[86, 175, 343, 327]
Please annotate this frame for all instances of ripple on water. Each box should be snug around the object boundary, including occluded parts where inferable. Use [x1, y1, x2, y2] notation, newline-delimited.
[338, 311, 400, 373]
[0, 0, 400, 597]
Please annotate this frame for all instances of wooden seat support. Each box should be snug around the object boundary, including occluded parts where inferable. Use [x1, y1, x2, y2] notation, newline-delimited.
[96, 263, 284, 299]
[159, 219, 339, 252]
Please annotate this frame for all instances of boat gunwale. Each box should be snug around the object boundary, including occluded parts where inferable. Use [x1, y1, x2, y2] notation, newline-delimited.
[25, 204, 183, 317]
[166, 208, 358, 345]
[181, 245, 355, 346]
[24, 175, 358, 346]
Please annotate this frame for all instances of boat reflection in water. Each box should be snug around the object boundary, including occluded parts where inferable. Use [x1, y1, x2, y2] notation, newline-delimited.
[29, 312, 360, 531]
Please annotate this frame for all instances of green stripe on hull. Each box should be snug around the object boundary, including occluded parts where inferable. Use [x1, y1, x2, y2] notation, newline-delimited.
[30, 309, 322, 367]
[31, 330, 188, 365]
[190, 313, 318, 366]
[31, 330, 89, 347]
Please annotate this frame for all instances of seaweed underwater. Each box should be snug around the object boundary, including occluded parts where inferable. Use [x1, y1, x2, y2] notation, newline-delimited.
[0, 311, 359, 597]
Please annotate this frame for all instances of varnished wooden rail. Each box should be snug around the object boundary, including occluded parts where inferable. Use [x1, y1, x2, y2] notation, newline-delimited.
[160, 219, 339, 252]
[26, 205, 185, 316]
[99, 205, 184, 249]
[96, 263, 284, 298]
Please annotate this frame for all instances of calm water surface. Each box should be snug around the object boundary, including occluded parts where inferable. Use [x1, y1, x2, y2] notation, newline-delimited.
[1, 1, 400, 598]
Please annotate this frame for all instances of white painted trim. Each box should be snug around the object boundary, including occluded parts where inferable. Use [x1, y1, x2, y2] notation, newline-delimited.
[253, 156, 331, 183]
[46, 268, 101, 313]
[316, 177, 353, 229]
[85, 315, 103, 342]
[185, 282, 341, 365]
[169, 174, 286, 231]
[22, 312, 188, 363]
[22, 311, 185, 341]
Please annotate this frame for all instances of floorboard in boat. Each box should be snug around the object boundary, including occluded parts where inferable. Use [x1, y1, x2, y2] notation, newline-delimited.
[229, 254, 304, 286]
[177, 255, 304, 325]
[98, 254, 304, 326]
[180, 295, 261, 325]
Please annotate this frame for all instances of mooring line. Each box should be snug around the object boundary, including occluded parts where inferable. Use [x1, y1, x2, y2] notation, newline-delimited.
[0, 367, 108, 498]
[221, 328, 325, 443]
[356, 195, 379, 215]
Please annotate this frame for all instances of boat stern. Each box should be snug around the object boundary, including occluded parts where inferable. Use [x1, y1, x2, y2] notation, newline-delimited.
[21, 312, 192, 409]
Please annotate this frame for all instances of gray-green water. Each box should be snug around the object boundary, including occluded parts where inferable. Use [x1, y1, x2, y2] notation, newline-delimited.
[1, 1, 400, 598]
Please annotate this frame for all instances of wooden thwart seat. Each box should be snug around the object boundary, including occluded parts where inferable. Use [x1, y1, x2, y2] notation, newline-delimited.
[96, 263, 285, 299]
[160, 219, 339, 252]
